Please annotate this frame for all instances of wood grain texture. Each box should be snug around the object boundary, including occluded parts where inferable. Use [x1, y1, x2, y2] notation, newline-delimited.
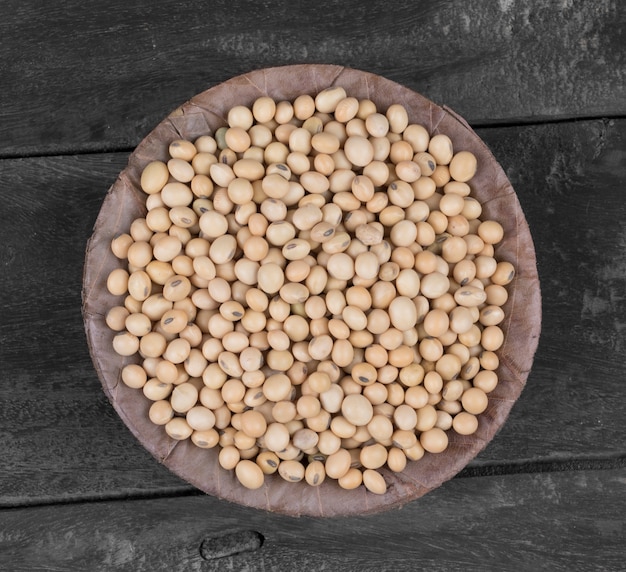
[0, 154, 190, 503]
[1, 469, 624, 571]
[1, 118, 625, 505]
[1, 0, 624, 157]
[472, 117, 626, 466]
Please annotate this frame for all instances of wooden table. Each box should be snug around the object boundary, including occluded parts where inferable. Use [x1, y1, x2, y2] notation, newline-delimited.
[1, 1, 625, 570]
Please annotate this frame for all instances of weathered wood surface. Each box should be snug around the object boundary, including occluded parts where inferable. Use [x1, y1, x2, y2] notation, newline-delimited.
[1, 119, 625, 505]
[1, 469, 624, 571]
[1, 0, 624, 157]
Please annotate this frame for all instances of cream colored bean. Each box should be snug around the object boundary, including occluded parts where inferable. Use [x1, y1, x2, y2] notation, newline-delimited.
[452, 411, 478, 435]
[161, 182, 194, 208]
[341, 393, 374, 426]
[480, 305, 505, 326]
[121, 363, 148, 389]
[343, 136, 374, 167]
[345, 285, 372, 311]
[280, 282, 309, 304]
[388, 296, 418, 331]
[361, 469, 386, 494]
[389, 140, 414, 164]
[449, 306, 475, 334]
[170, 382, 199, 413]
[385, 103, 409, 133]
[125, 312, 152, 337]
[395, 160, 421, 183]
[259, 199, 287, 224]
[420, 427, 449, 453]
[226, 177, 254, 205]
[149, 399, 174, 425]
[448, 213, 472, 236]
[387, 181, 414, 208]
[339, 306, 365, 331]
[308, 221, 335, 244]
[141, 161, 170, 194]
[305, 460, 326, 486]
[161, 275, 190, 303]
[282, 238, 311, 261]
[143, 378, 173, 401]
[325, 448, 352, 479]
[167, 158, 195, 183]
[266, 221, 296, 246]
[112, 332, 139, 356]
[449, 151, 478, 182]
[481, 325, 504, 351]
[315, 86, 347, 113]
[166, 417, 193, 441]
[402, 123, 430, 152]
[300, 171, 330, 194]
[198, 211, 228, 239]
[366, 415, 394, 444]
[378, 206, 404, 228]
[454, 285, 487, 307]
[278, 460, 306, 483]
[264, 422, 291, 453]
[349, 176, 373, 203]
[107, 268, 129, 296]
[251, 96, 276, 123]
[420, 272, 450, 299]
[326, 253, 355, 280]
[235, 459, 265, 489]
[111, 233, 134, 260]
[478, 220, 505, 244]
[492, 260, 515, 285]
[473, 369, 499, 393]
[461, 387, 489, 415]
[428, 134, 454, 165]
[311, 131, 341, 154]
[141, 295, 173, 322]
[386, 448, 407, 473]
[283, 314, 309, 342]
[209, 235, 237, 264]
[355, 223, 383, 246]
[389, 220, 417, 247]
[413, 152, 436, 177]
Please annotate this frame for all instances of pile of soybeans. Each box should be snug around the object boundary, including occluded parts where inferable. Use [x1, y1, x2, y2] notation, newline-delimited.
[104, 87, 514, 495]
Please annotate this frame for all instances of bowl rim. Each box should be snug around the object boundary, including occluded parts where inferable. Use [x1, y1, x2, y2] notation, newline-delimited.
[82, 63, 542, 517]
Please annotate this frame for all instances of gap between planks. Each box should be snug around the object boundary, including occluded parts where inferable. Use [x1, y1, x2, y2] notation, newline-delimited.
[3, 454, 625, 511]
[1, 114, 624, 162]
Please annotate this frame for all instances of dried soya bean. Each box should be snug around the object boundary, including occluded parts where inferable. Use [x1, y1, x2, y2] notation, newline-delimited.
[105, 90, 514, 494]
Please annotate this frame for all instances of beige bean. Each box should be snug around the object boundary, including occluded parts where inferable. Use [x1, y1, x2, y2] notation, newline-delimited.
[388, 296, 418, 331]
[454, 285, 488, 307]
[235, 460, 265, 490]
[315, 86, 347, 113]
[279, 282, 309, 304]
[282, 238, 311, 261]
[325, 448, 352, 479]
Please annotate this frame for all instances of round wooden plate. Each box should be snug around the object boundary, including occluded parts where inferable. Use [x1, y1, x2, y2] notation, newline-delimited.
[82, 64, 541, 517]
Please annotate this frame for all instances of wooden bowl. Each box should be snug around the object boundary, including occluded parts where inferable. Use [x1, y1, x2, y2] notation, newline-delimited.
[82, 64, 541, 517]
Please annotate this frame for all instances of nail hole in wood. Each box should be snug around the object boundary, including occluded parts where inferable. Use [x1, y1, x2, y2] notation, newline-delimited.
[199, 530, 264, 560]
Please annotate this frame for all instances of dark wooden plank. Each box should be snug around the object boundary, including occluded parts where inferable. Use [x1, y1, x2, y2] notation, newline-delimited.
[474, 117, 626, 466]
[1, 469, 624, 571]
[1, 0, 624, 157]
[0, 153, 190, 503]
[1, 118, 625, 506]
